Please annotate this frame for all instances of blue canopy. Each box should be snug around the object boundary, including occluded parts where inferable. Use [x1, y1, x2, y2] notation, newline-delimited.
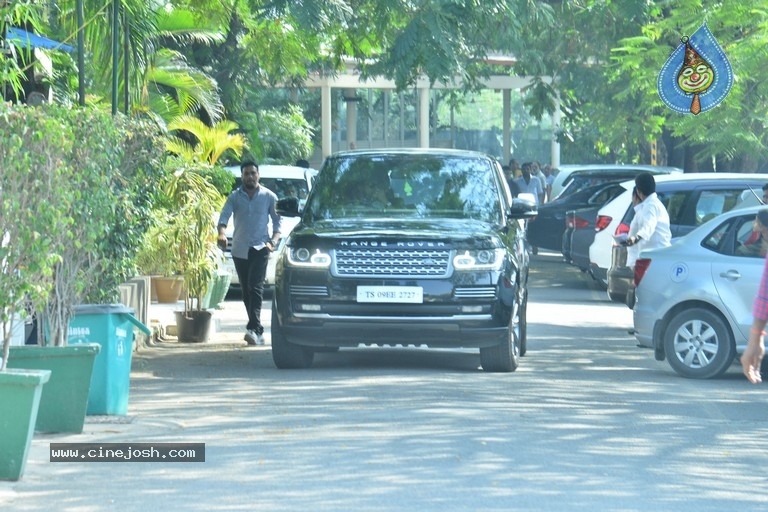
[6, 27, 74, 53]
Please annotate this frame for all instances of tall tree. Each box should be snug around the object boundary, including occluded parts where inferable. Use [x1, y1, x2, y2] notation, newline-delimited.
[609, 0, 768, 171]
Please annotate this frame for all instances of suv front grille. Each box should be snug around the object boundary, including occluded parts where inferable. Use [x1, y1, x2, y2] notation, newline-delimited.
[454, 287, 497, 299]
[334, 248, 451, 277]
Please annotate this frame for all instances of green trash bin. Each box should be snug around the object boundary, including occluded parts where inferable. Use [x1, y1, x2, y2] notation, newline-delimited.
[68, 304, 151, 415]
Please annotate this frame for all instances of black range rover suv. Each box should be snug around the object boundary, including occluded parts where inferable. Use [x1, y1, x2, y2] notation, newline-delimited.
[271, 149, 537, 372]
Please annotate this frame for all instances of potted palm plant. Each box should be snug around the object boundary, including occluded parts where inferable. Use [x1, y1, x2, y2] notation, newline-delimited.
[162, 160, 226, 342]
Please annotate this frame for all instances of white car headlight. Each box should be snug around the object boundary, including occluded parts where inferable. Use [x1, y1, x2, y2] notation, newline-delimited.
[453, 248, 506, 270]
[287, 247, 332, 268]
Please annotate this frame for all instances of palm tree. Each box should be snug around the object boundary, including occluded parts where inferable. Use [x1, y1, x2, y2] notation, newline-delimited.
[136, 47, 224, 128]
[51, 1, 224, 123]
[165, 114, 246, 165]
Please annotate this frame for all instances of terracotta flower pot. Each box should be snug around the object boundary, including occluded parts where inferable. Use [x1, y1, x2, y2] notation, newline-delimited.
[152, 276, 183, 304]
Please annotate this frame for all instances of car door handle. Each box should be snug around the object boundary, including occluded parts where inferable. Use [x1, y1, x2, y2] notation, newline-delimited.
[719, 269, 742, 280]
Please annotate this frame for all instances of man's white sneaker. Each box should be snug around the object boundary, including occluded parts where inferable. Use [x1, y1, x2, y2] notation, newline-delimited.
[244, 330, 259, 346]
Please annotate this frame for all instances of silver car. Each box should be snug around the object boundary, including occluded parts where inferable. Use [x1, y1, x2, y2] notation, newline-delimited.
[633, 205, 766, 379]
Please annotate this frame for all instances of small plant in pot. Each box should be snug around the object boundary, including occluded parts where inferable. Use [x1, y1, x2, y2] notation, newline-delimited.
[162, 159, 226, 342]
[135, 212, 186, 303]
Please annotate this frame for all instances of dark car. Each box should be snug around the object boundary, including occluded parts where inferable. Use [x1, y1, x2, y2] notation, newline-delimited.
[271, 148, 537, 372]
[563, 205, 604, 274]
[528, 181, 626, 252]
[605, 174, 766, 306]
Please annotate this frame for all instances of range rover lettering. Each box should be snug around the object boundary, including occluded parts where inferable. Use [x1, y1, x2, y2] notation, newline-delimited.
[271, 149, 537, 372]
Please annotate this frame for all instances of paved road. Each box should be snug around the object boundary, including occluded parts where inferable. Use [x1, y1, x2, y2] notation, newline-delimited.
[3, 250, 768, 511]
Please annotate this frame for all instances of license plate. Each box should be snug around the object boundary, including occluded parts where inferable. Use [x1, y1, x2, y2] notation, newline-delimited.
[356, 286, 423, 303]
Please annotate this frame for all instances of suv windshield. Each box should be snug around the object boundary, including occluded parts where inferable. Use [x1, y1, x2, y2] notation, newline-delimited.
[232, 176, 309, 205]
[305, 153, 504, 224]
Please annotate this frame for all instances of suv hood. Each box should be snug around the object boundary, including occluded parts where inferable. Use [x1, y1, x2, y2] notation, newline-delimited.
[294, 218, 504, 246]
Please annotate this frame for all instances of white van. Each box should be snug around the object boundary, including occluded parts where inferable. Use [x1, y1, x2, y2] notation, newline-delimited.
[221, 164, 317, 289]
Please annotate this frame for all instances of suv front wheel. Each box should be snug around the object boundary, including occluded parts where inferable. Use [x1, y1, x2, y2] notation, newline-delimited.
[479, 297, 521, 372]
[271, 306, 314, 369]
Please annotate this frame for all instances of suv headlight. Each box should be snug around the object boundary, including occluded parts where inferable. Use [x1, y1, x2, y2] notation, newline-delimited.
[453, 248, 506, 270]
[287, 247, 332, 268]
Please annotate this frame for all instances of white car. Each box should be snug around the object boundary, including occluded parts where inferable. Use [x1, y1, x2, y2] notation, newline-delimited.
[588, 172, 767, 289]
[633, 205, 767, 379]
[221, 165, 317, 289]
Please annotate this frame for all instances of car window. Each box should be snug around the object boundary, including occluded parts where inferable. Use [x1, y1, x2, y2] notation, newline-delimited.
[657, 190, 690, 225]
[703, 213, 767, 258]
[693, 189, 747, 226]
[622, 185, 765, 236]
[734, 214, 768, 258]
[619, 190, 691, 229]
[231, 176, 310, 206]
[561, 173, 642, 197]
[701, 217, 734, 253]
[259, 178, 309, 202]
[589, 183, 625, 206]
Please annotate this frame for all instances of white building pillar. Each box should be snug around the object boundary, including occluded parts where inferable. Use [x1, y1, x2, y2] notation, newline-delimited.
[550, 90, 561, 167]
[345, 88, 357, 149]
[503, 89, 511, 164]
[321, 84, 332, 159]
[418, 86, 430, 148]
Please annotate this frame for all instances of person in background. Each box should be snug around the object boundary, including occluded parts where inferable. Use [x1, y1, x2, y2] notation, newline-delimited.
[737, 209, 768, 258]
[742, 209, 768, 383]
[503, 165, 521, 197]
[624, 172, 671, 253]
[542, 164, 555, 202]
[295, 158, 310, 169]
[762, 183, 768, 203]
[508, 158, 522, 179]
[625, 186, 644, 267]
[217, 160, 282, 346]
[515, 162, 544, 204]
[532, 161, 547, 202]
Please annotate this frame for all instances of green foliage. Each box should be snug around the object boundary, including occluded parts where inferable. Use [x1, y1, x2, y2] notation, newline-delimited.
[165, 114, 246, 165]
[0, 103, 166, 350]
[240, 105, 314, 164]
[198, 165, 236, 197]
[134, 213, 181, 277]
[156, 158, 225, 312]
[28, 1, 768, 174]
[0, 104, 66, 365]
[0, 1, 47, 102]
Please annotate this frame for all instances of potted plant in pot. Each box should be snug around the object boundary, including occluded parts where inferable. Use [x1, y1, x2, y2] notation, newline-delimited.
[135, 211, 185, 304]
[162, 160, 226, 342]
[0, 104, 64, 480]
[6, 106, 163, 429]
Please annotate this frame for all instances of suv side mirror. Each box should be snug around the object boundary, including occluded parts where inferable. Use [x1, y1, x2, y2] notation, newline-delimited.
[509, 194, 537, 219]
[277, 197, 300, 216]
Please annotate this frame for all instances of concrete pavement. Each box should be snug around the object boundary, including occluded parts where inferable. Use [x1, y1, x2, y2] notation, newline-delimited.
[0, 290, 271, 510]
[145, 289, 262, 348]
